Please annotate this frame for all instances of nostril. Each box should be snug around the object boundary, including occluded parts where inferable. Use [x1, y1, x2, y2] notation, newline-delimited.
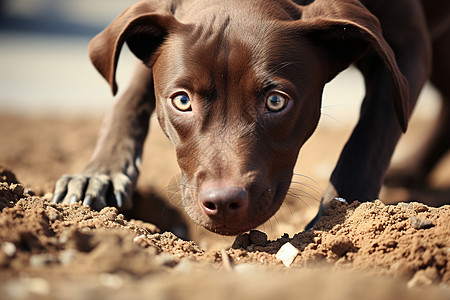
[203, 201, 218, 212]
[228, 201, 241, 211]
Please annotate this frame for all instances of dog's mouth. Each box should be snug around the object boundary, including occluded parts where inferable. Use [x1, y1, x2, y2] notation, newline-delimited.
[181, 180, 290, 236]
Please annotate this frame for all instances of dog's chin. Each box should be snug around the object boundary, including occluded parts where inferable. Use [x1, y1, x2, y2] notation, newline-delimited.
[201, 223, 259, 236]
[184, 191, 286, 236]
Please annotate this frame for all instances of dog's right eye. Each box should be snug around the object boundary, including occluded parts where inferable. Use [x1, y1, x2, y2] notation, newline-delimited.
[171, 93, 192, 111]
[265, 91, 289, 113]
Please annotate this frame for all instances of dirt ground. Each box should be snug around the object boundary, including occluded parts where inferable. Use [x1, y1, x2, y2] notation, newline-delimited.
[0, 113, 449, 300]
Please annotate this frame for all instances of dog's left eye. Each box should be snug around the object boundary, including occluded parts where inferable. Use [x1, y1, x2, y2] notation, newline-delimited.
[266, 92, 288, 112]
[172, 93, 192, 111]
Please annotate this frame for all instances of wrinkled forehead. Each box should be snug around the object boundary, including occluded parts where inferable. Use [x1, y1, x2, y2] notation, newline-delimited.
[157, 16, 306, 97]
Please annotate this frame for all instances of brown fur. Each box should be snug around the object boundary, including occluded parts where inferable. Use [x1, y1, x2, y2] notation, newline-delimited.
[54, 0, 450, 234]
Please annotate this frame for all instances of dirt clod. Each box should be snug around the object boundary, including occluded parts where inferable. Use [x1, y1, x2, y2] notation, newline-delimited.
[249, 230, 268, 246]
[232, 233, 252, 249]
[0, 167, 18, 185]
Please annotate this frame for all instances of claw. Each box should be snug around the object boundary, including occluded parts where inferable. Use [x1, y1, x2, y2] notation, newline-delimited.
[53, 169, 135, 210]
[115, 192, 125, 208]
[68, 194, 79, 204]
[111, 173, 133, 209]
[64, 175, 88, 204]
[53, 174, 71, 203]
[83, 174, 110, 209]
[52, 192, 64, 204]
[83, 194, 94, 206]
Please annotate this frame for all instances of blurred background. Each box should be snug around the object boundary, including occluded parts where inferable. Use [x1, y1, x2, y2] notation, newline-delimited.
[0, 0, 440, 119]
[0, 0, 137, 117]
[0, 0, 445, 246]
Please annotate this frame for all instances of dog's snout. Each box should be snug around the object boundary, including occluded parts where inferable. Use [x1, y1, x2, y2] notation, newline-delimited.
[200, 186, 248, 219]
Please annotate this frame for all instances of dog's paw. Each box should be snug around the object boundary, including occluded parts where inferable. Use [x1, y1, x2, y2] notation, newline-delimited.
[52, 172, 134, 210]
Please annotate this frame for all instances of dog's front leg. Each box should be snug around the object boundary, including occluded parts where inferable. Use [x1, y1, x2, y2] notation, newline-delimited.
[305, 1, 432, 230]
[53, 64, 155, 210]
[329, 3, 432, 204]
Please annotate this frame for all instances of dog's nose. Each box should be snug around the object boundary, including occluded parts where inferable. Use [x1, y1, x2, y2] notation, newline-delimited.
[200, 186, 248, 220]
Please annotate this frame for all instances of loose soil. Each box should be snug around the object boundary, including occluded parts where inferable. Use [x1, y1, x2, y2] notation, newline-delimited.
[0, 114, 449, 299]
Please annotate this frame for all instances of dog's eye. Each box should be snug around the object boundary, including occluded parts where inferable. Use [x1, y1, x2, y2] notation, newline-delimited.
[172, 93, 192, 111]
[266, 92, 288, 112]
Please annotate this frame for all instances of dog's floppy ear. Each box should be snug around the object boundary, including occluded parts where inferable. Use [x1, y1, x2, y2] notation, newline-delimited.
[88, 1, 185, 95]
[295, 0, 409, 131]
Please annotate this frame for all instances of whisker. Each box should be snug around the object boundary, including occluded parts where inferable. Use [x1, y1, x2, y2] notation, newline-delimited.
[155, 184, 177, 196]
[288, 184, 322, 197]
[287, 191, 318, 204]
[281, 199, 295, 221]
[285, 193, 318, 218]
[287, 188, 321, 202]
[286, 192, 310, 207]
[320, 112, 345, 126]
[167, 189, 182, 204]
[290, 175, 324, 194]
[291, 173, 321, 185]
[321, 103, 343, 109]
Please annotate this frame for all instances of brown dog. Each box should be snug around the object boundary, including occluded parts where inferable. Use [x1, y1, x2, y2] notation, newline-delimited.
[53, 0, 450, 235]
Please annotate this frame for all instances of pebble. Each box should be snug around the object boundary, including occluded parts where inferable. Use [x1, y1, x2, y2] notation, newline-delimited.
[25, 278, 50, 296]
[410, 216, 434, 230]
[133, 234, 147, 244]
[29, 253, 58, 267]
[407, 269, 438, 288]
[413, 204, 429, 213]
[275, 242, 299, 268]
[397, 202, 410, 209]
[1, 242, 16, 257]
[43, 193, 53, 201]
[59, 249, 76, 265]
[46, 207, 62, 222]
[5, 278, 50, 297]
[99, 273, 124, 289]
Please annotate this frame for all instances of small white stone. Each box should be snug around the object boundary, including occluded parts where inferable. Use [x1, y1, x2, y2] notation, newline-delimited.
[58, 249, 76, 265]
[29, 254, 58, 267]
[275, 242, 299, 268]
[43, 193, 53, 201]
[1, 242, 16, 257]
[334, 197, 347, 203]
[133, 234, 146, 243]
[25, 278, 50, 295]
[99, 273, 123, 289]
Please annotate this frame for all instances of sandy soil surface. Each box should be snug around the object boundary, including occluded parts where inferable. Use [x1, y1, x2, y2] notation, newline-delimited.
[0, 114, 449, 299]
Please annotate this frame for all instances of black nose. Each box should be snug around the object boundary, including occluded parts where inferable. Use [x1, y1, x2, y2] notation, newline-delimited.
[200, 186, 248, 220]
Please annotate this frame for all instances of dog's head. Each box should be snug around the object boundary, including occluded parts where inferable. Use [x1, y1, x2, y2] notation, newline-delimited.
[89, 0, 408, 235]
